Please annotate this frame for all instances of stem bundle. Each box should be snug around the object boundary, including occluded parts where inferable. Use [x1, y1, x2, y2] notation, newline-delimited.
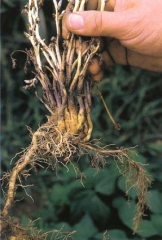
[23, 0, 102, 142]
[1, 0, 152, 238]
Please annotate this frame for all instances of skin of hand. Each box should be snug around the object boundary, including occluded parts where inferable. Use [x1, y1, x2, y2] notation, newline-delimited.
[63, 0, 162, 76]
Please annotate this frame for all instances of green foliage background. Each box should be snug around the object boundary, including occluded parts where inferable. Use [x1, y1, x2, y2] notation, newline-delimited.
[1, 1, 162, 239]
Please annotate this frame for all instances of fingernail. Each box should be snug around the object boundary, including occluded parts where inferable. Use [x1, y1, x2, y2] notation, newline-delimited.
[68, 13, 84, 30]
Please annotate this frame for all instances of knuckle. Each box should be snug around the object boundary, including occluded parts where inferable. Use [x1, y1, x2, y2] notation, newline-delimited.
[93, 11, 103, 33]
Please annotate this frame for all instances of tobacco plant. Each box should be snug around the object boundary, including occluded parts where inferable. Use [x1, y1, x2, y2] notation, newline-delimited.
[1, 0, 152, 239]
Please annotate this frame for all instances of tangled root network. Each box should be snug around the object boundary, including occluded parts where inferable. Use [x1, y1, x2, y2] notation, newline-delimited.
[1, 0, 153, 238]
[31, 122, 79, 165]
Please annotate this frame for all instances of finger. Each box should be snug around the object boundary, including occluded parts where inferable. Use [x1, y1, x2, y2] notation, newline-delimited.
[107, 39, 162, 72]
[101, 50, 114, 67]
[107, 39, 128, 65]
[127, 51, 162, 72]
[62, 0, 116, 39]
[65, 10, 136, 39]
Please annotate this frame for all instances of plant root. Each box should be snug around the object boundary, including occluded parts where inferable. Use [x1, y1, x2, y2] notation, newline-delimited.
[2, 120, 152, 234]
[1, 0, 152, 237]
[80, 142, 152, 233]
[1, 216, 76, 240]
[80, 143, 152, 233]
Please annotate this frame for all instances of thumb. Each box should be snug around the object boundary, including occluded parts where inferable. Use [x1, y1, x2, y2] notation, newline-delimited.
[66, 11, 132, 39]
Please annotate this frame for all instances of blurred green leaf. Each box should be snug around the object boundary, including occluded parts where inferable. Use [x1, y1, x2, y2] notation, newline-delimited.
[50, 184, 69, 205]
[58, 163, 81, 181]
[69, 188, 94, 218]
[95, 163, 119, 196]
[149, 190, 162, 214]
[89, 195, 110, 221]
[108, 229, 128, 240]
[93, 231, 108, 240]
[21, 214, 31, 226]
[2, 0, 15, 7]
[113, 197, 135, 229]
[53, 222, 72, 232]
[148, 141, 162, 152]
[74, 214, 97, 239]
[151, 214, 162, 234]
[137, 220, 159, 237]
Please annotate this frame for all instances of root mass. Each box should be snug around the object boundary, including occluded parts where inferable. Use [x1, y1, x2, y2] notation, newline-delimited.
[1, 0, 152, 239]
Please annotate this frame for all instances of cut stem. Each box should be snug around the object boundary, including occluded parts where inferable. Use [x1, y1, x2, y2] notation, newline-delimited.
[96, 85, 121, 130]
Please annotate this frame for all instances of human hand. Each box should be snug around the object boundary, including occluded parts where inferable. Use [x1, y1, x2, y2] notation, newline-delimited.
[63, 0, 162, 77]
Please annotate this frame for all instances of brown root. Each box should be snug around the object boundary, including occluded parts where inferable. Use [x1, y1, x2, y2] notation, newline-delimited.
[2, 0, 152, 237]
[31, 121, 79, 164]
[1, 217, 32, 240]
[79, 142, 152, 233]
[1, 119, 152, 235]
[1, 216, 76, 240]
[1, 147, 34, 218]
[1, 119, 79, 219]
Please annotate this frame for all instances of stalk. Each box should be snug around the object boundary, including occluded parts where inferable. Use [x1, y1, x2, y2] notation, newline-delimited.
[2, 0, 152, 238]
